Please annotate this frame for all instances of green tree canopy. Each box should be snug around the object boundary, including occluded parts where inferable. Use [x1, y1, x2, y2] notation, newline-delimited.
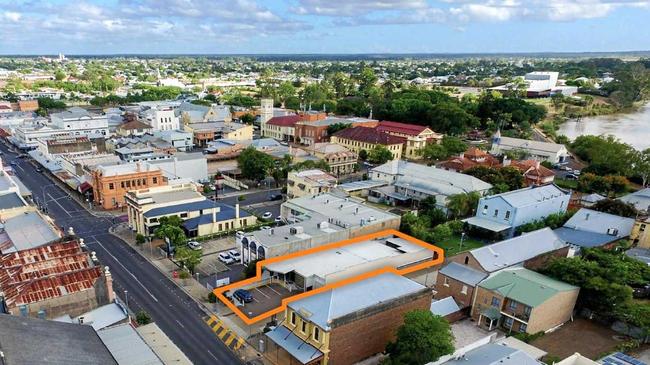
[591, 198, 638, 218]
[384, 310, 454, 365]
[368, 145, 394, 165]
[237, 146, 275, 181]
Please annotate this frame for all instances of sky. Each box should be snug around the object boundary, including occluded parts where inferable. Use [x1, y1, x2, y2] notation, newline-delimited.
[0, 0, 649, 55]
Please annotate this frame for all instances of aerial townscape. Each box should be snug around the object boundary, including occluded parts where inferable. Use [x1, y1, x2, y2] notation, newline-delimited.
[1, 2, 650, 365]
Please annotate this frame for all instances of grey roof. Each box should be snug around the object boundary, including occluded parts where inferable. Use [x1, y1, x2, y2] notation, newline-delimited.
[470, 228, 568, 273]
[463, 216, 512, 232]
[581, 193, 606, 204]
[182, 205, 251, 230]
[288, 273, 427, 330]
[74, 303, 127, 331]
[97, 324, 163, 365]
[0, 192, 26, 210]
[266, 325, 323, 364]
[554, 227, 620, 248]
[2, 211, 61, 253]
[336, 180, 387, 192]
[0, 314, 118, 365]
[442, 343, 542, 365]
[439, 262, 488, 286]
[430, 297, 461, 317]
[619, 188, 650, 213]
[626, 248, 650, 265]
[563, 208, 635, 238]
[487, 184, 569, 208]
[496, 136, 567, 154]
[50, 106, 94, 120]
[143, 199, 219, 218]
[372, 160, 492, 193]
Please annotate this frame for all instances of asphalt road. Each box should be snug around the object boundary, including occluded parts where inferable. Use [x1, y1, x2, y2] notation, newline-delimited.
[0, 143, 241, 365]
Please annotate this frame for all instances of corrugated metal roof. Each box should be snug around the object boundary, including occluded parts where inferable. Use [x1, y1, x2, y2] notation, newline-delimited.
[439, 262, 488, 286]
[430, 297, 461, 317]
[441, 343, 541, 365]
[563, 208, 635, 238]
[266, 325, 323, 364]
[97, 324, 163, 365]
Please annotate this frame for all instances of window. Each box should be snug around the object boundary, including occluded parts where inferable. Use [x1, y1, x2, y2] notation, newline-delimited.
[108, 183, 114, 190]
[491, 297, 500, 307]
[301, 320, 307, 334]
[482, 205, 488, 215]
[180, 213, 188, 218]
[464, 256, 469, 265]
[153, 177, 158, 184]
[313, 327, 320, 342]
[290, 312, 296, 326]
[505, 211, 510, 220]
[504, 317, 514, 328]
[493, 209, 499, 217]
[523, 306, 532, 316]
[121, 181, 125, 188]
[461, 285, 468, 295]
[519, 323, 527, 332]
[509, 301, 517, 310]
[641, 224, 646, 232]
[443, 277, 449, 287]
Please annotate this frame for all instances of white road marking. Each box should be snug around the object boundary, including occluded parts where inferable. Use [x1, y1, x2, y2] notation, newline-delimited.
[266, 285, 281, 296]
[47, 192, 72, 217]
[254, 287, 270, 299]
[175, 319, 186, 328]
[87, 238, 159, 302]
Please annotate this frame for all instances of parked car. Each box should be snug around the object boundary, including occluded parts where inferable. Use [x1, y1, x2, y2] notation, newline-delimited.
[35, 167, 43, 173]
[572, 170, 581, 176]
[274, 216, 282, 223]
[261, 226, 271, 230]
[187, 241, 202, 250]
[228, 250, 241, 261]
[269, 194, 283, 201]
[561, 166, 572, 171]
[233, 289, 253, 303]
[262, 212, 273, 219]
[9, 161, 16, 166]
[566, 173, 579, 180]
[235, 231, 245, 239]
[218, 252, 235, 265]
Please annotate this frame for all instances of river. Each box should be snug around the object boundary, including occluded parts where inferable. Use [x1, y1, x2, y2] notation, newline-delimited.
[557, 102, 650, 151]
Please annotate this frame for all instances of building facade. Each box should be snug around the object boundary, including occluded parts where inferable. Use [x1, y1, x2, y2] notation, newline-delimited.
[330, 127, 404, 161]
[91, 162, 166, 210]
[287, 169, 337, 199]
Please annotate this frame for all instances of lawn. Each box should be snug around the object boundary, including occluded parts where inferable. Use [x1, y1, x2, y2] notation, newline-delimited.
[435, 234, 485, 256]
[554, 178, 578, 190]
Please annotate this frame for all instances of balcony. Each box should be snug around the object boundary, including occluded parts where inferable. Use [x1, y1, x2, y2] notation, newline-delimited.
[500, 309, 530, 323]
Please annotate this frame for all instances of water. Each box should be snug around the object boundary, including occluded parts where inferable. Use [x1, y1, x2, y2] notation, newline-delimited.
[557, 102, 650, 151]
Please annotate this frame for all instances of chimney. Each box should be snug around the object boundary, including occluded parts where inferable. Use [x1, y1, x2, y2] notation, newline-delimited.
[212, 207, 217, 223]
[104, 266, 116, 303]
[234, 204, 241, 229]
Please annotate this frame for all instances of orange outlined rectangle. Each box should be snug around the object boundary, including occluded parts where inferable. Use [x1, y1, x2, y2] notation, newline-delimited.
[213, 229, 444, 325]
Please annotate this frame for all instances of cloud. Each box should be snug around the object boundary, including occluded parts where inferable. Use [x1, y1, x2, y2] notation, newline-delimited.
[292, 0, 428, 16]
[3, 12, 22, 22]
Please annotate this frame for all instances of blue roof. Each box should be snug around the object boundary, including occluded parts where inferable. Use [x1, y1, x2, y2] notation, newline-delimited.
[430, 297, 461, 317]
[144, 199, 218, 218]
[599, 352, 647, 365]
[266, 325, 323, 364]
[439, 262, 487, 286]
[181, 204, 250, 231]
[554, 227, 620, 248]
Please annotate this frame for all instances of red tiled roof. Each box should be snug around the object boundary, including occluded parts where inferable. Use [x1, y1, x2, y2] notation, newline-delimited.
[0, 240, 102, 309]
[266, 115, 302, 127]
[376, 121, 429, 136]
[334, 126, 406, 145]
[119, 120, 153, 131]
[510, 160, 555, 178]
[464, 147, 489, 159]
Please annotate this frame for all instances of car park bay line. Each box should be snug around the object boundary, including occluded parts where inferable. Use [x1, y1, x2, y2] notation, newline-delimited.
[214, 229, 444, 325]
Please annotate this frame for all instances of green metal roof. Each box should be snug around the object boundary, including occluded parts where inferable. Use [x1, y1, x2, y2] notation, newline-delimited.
[478, 268, 578, 308]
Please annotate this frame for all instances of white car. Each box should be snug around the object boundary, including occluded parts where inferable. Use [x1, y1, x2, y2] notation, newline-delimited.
[262, 212, 273, 219]
[187, 241, 202, 250]
[572, 170, 581, 176]
[228, 250, 241, 261]
[218, 252, 235, 265]
[235, 231, 245, 239]
[274, 216, 282, 223]
[261, 225, 271, 230]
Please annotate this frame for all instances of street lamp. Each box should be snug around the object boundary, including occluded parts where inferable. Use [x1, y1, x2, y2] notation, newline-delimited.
[459, 232, 466, 251]
[124, 290, 130, 322]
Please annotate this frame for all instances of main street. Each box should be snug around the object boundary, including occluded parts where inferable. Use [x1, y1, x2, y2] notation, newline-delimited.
[0, 143, 241, 365]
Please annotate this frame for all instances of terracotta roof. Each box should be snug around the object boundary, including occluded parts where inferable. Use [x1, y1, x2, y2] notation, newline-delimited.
[464, 147, 489, 159]
[0, 239, 102, 309]
[333, 126, 406, 145]
[266, 115, 302, 127]
[438, 157, 479, 171]
[510, 160, 555, 178]
[376, 121, 429, 136]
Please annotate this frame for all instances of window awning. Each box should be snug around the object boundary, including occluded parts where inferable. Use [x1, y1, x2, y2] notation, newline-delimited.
[481, 306, 502, 320]
[463, 216, 512, 232]
[266, 326, 323, 364]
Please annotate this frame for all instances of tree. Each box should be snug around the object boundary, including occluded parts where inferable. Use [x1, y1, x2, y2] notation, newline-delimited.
[446, 192, 481, 218]
[367, 145, 393, 165]
[154, 225, 186, 247]
[327, 123, 351, 136]
[237, 146, 275, 181]
[136, 310, 152, 325]
[634, 148, 650, 187]
[440, 136, 467, 156]
[421, 144, 449, 161]
[571, 135, 636, 177]
[277, 81, 296, 107]
[54, 69, 66, 81]
[358, 149, 368, 161]
[239, 113, 255, 125]
[175, 246, 202, 274]
[356, 67, 378, 97]
[242, 260, 259, 279]
[135, 234, 145, 245]
[431, 224, 452, 243]
[592, 199, 638, 218]
[384, 310, 454, 365]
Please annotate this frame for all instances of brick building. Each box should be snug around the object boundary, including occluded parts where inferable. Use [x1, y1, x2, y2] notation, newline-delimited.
[471, 268, 579, 334]
[91, 162, 165, 210]
[295, 117, 378, 146]
[263, 112, 327, 142]
[265, 273, 431, 365]
[0, 238, 114, 319]
[435, 262, 487, 309]
[307, 143, 358, 176]
[375, 121, 442, 159]
[330, 127, 405, 161]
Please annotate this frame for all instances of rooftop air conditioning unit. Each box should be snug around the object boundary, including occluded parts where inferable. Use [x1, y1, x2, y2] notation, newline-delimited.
[606, 228, 619, 236]
[290, 226, 304, 235]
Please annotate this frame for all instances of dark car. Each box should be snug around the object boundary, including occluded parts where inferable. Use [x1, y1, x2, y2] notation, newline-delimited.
[269, 194, 283, 201]
[233, 289, 253, 303]
[35, 167, 43, 173]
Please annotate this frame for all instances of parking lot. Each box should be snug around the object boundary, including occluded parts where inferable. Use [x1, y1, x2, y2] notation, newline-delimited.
[235, 283, 294, 318]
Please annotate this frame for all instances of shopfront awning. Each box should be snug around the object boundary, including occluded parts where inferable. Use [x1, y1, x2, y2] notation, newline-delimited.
[463, 216, 512, 232]
[266, 326, 323, 364]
